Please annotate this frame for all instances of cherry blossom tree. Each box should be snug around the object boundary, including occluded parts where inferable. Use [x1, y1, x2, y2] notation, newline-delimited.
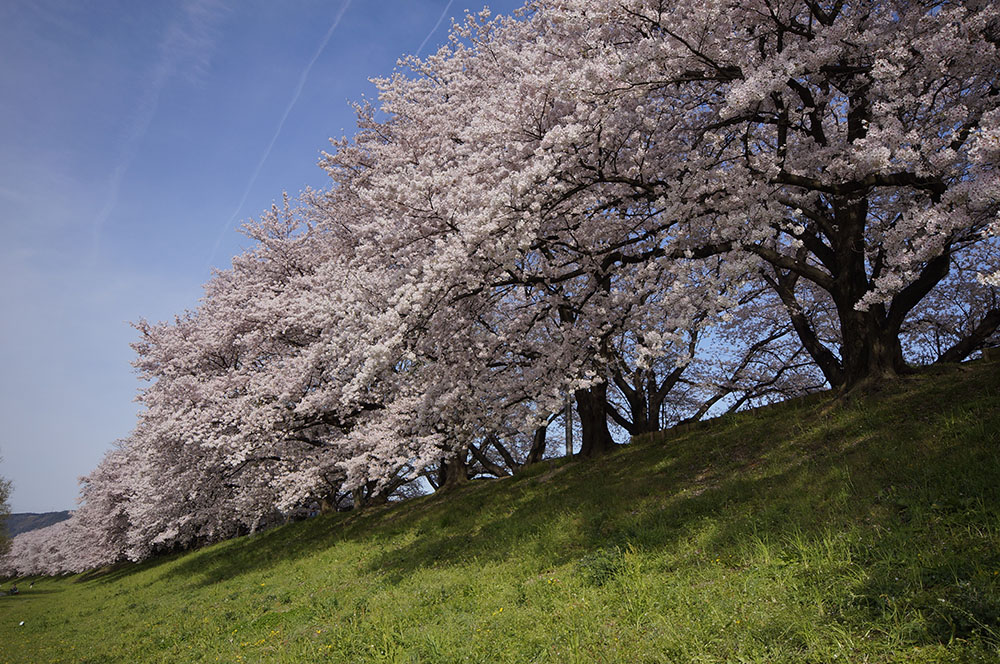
[314, 0, 1000, 478]
[353, 0, 997, 395]
[124, 201, 364, 543]
[500, 0, 1000, 388]
[1, 522, 70, 576]
[315, 9, 733, 461]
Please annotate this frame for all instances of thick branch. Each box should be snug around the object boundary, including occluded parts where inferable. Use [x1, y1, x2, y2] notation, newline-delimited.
[776, 170, 946, 201]
[487, 433, 521, 473]
[746, 244, 835, 291]
[886, 251, 952, 331]
[763, 271, 844, 387]
[938, 309, 1000, 363]
[468, 442, 511, 478]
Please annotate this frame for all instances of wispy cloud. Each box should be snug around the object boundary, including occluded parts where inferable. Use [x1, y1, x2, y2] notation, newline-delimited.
[208, 0, 353, 269]
[88, 0, 226, 266]
[416, 0, 455, 58]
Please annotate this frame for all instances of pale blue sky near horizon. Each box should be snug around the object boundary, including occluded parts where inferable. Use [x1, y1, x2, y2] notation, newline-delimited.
[0, 0, 526, 513]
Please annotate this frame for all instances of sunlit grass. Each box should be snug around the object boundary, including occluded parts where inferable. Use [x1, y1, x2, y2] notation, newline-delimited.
[2, 360, 998, 663]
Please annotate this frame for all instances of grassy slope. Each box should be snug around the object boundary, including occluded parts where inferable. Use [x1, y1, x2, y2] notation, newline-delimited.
[2, 361, 999, 663]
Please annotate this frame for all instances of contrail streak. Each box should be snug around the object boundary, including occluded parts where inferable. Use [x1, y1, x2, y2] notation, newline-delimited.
[90, 0, 221, 267]
[208, 0, 353, 269]
[415, 0, 454, 58]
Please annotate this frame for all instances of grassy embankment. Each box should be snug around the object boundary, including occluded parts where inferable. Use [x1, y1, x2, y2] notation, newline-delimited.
[2, 360, 999, 663]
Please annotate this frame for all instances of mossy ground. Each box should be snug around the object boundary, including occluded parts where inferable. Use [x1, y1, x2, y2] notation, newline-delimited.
[2, 360, 998, 663]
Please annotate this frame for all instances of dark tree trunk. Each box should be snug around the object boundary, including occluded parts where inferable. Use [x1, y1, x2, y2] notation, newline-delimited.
[827, 193, 911, 389]
[351, 487, 366, 510]
[437, 449, 469, 489]
[836, 302, 908, 387]
[525, 425, 548, 465]
[765, 189, 933, 392]
[574, 382, 616, 457]
[640, 365, 675, 435]
[609, 364, 686, 436]
[351, 477, 401, 509]
[609, 368, 653, 436]
[350, 481, 381, 510]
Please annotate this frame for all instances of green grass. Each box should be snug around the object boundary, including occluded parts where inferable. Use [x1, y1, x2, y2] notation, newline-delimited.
[2, 360, 999, 663]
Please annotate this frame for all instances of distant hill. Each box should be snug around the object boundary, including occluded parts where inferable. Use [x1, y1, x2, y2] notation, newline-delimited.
[5, 511, 71, 538]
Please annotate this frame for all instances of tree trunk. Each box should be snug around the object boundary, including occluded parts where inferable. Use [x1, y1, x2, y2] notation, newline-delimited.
[525, 425, 547, 465]
[839, 307, 907, 388]
[437, 449, 469, 489]
[632, 390, 660, 436]
[351, 487, 366, 510]
[829, 193, 908, 390]
[574, 382, 616, 457]
[833, 261, 908, 390]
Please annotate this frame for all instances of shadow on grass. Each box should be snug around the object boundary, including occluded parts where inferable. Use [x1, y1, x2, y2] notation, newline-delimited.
[79, 551, 185, 587]
[0, 589, 62, 599]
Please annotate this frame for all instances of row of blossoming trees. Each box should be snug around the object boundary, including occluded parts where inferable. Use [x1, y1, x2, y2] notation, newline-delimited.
[5, 0, 999, 576]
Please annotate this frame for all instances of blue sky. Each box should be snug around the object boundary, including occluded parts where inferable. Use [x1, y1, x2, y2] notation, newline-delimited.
[0, 0, 526, 513]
